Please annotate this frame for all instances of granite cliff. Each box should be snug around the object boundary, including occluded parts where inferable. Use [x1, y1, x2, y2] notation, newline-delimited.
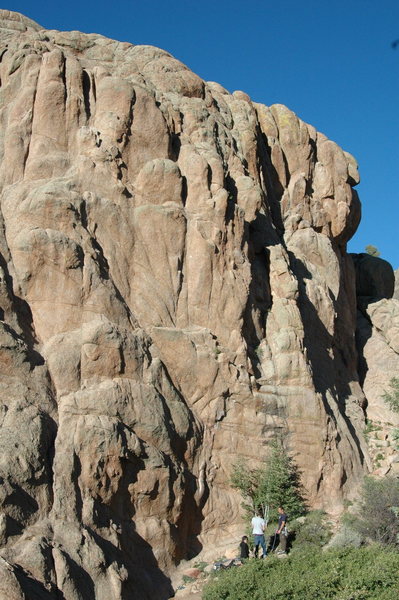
[0, 10, 398, 600]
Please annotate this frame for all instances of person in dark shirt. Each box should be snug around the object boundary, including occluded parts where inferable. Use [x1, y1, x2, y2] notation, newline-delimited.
[239, 535, 250, 559]
[276, 506, 288, 554]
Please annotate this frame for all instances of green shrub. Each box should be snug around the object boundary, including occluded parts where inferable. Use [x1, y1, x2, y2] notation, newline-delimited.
[290, 510, 332, 550]
[203, 546, 399, 600]
[382, 377, 399, 413]
[347, 476, 399, 546]
[364, 420, 382, 443]
[326, 523, 363, 549]
[364, 421, 382, 433]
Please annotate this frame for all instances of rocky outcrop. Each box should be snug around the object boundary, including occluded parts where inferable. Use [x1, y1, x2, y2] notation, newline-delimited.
[394, 269, 399, 300]
[351, 254, 395, 300]
[0, 10, 379, 600]
[354, 254, 399, 432]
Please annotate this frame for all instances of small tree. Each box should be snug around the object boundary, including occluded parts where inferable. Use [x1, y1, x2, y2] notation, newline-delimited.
[365, 244, 381, 257]
[255, 440, 305, 519]
[231, 439, 305, 525]
[349, 477, 399, 546]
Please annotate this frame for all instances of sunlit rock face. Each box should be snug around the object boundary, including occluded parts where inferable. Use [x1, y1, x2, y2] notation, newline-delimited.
[394, 269, 399, 300]
[354, 255, 399, 440]
[0, 9, 376, 599]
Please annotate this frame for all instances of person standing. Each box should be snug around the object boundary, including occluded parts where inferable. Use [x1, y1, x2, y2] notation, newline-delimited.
[276, 506, 288, 554]
[251, 510, 267, 558]
[239, 535, 250, 559]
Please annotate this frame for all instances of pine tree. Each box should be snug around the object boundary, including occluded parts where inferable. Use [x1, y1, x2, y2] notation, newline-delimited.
[254, 440, 305, 519]
[231, 439, 305, 524]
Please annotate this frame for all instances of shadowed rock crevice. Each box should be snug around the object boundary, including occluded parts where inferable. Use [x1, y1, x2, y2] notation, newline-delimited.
[82, 70, 92, 120]
[14, 565, 62, 600]
[255, 125, 286, 236]
[0, 250, 44, 366]
[293, 253, 367, 474]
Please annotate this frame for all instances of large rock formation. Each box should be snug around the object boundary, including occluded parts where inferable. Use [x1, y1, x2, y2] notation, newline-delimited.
[0, 9, 396, 600]
[354, 255, 399, 427]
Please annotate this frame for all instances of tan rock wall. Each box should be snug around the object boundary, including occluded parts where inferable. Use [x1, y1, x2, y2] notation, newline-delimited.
[0, 10, 378, 600]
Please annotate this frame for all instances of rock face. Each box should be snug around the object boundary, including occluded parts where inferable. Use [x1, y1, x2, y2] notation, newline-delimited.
[354, 255, 399, 426]
[0, 10, 392, 600]
[394, 269, 399, 300]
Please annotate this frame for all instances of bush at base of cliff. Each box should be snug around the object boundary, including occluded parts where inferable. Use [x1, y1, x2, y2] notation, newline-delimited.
[289, 510, 333, 550]
[345, 476, 399, 546]
[392, 428, 399, 450]
[203, 547, 399, 600]
[325, 522, 363, 549]
[382, 377, 399, 414]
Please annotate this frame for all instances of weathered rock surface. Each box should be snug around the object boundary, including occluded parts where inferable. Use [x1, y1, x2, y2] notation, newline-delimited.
[354, 254, 399, 427]
[394, 269, 399, 300]
[0, 9, 392, 600]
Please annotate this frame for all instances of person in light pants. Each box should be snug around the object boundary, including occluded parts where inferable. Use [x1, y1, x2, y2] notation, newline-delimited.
[251, 511, 267, 558]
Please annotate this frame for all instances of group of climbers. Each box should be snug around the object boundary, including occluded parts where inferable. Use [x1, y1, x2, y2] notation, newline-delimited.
[239, 506, 288, 559]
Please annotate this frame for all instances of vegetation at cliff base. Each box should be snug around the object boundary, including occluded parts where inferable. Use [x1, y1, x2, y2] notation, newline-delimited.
[383, 377, 399, 414]
[224, 445, 399, 600]
[344, 476, 399, 546]
[382, 377, 399, 450]
[203, 546, 399, 600]
[230, 440, 305, 521]
[292, 509, 333, 548]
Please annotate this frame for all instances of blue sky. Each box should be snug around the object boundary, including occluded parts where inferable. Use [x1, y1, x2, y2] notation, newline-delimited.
[6, 0, 399, 268]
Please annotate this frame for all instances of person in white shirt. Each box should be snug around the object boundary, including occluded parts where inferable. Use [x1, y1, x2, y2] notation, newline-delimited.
[251, 510, 267, 558]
